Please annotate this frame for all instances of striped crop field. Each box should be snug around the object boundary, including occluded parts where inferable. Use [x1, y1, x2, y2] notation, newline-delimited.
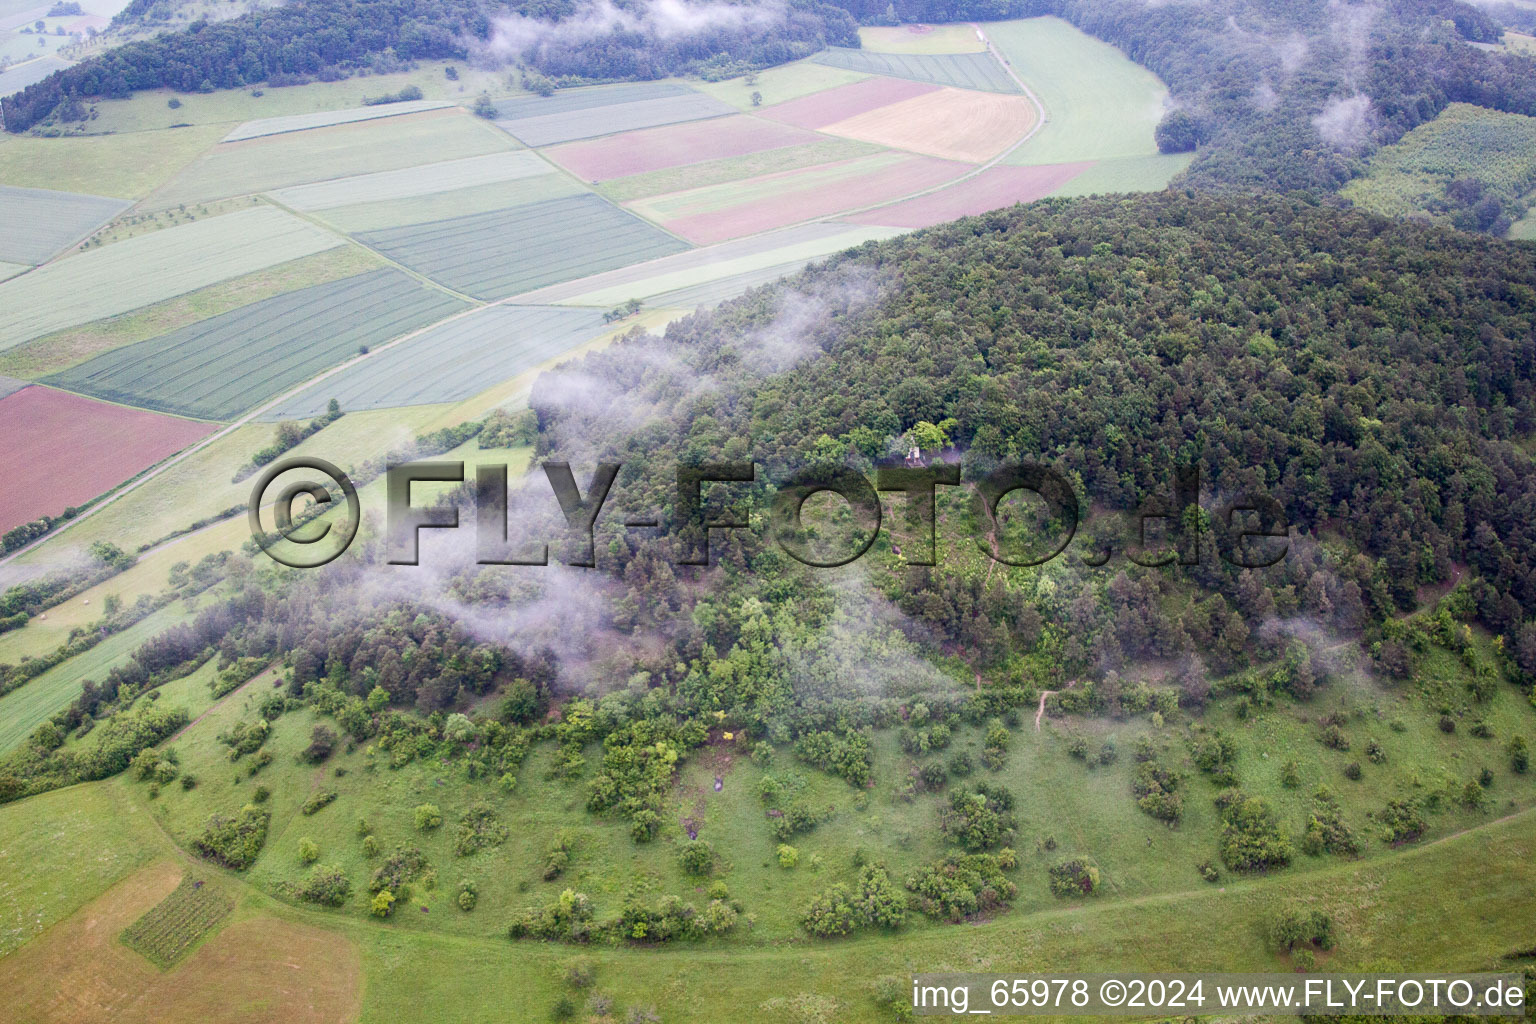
[544, 115, 824, 182]
[357, 193, 691, 300]
[0, 55, 68, 99]
[595, 139, 881, 203]
[0, 206, 344, 352]
[45, 269, 467, 421]
[629, 151, 968, 245]
[314, 173, 584, 234]
[262, 305, 611, 419]
[120, 877, 236, 968]
[0, 385, 215, 534]
[0, 185, 131, 265]
[493, 82, 734, 146]
[268, 150, 551, 211]
[144, 109, 515, 211]
[221, 99, 458, 142]
[813, 47, 1019, 94]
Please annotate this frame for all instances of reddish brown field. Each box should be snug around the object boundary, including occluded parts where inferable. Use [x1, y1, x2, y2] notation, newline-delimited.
[757, 76, 941, 130]
[821, 87, 1039, 163]
[544, 115, 823, 181]
[657, 155, 970, 244]
[846, 162, 1096, 228]
[0, 385, 215, 533]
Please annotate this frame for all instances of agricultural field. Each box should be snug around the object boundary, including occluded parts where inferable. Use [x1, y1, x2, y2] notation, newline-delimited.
[357, 193, 691, 300]
[757, 75, 940, 130]
[690, 59, 870, 111]
[514, 222, 902, 307]
[1047, 152, 1197, 197]
[545, 115, 824, 183]
[262, 305, 610, 419]
[0, 385, 215, 533]
[143, 109, 515, 211]
[815, 85, 1037, 162]
[0, 247, 384, 380]
[859, 23, 987, 54]
[312, 171, 584, 235]
[0, 205, 344, 351]
[0, 54, 68, 97]
[814, 46, 1020, 93]
[0, 184, 129, 265]
[1341, 103, 1536, 223]
[0, 373, 25, 398]
[848, 162, 1094, 228]
[493, 82, 735, 147]
[268, 150, 550, 212]
[593, 138, 879, 204]
[45, 269, 468, 420]
[222, 99, 457, 142]
[0, 123, 226, 198]
[119, 875, 235, 968]
[627, 150, 969, 244]
[988, 17, 1170, 167]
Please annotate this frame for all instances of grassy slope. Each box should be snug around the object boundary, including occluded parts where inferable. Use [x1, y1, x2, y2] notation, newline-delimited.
[859, 24, 987, 55]
[691, 60, 871, 112]
[987, 17, 1167, 167]
[0, 125, 227, 199]
[0, 600, 195, 754]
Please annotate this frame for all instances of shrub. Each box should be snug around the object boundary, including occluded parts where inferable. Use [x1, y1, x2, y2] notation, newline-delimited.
[252, 785, 270, 803]
[1266, 906, 1335, 952]
[296, 864, 351, 906]
[918, 761, 948, 790]
[1320, 724, 1350, 751]
[1280, 760, 1301, 788]
[370, 847, 428, 894]
[550, 996, 576, 1021]
[1343, 761, 1363, 781]
[793, 730, 873, 787]
[906, 851, 1018, 920]
[193, 805, 269, 870]
[677, 839, 713, 876]
[1218, 793, 1293, 872]
[300, 790, 337, 815]
[302, 725, 337, 763]
[947, 752, 975, 777]
[1379, 799, 1427, 845]
[1510, 736, 1529, 773]
[939, 784, 1015, 851]
[1300, 791, 1360, 858]
[1048, 859, 1100, 899]
[362, 834, 378, 858]
[565, 959, 595, 988]
[1438, 715, 1456, 734]
[1198, 861, 1220, 882]
[179, 774, 197, 790]
[298, 837, 319, 864]
[453, 804, 508, 856]
[414, 803, 442, 831]
[370, 889, 395, 917]
[777, 844, 798, 868]
[1132, 761, 1183, 822]
[802, 864, 907, 936]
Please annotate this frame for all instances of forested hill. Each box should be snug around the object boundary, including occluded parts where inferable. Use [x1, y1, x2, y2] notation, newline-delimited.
[523, 191, 1536, 688]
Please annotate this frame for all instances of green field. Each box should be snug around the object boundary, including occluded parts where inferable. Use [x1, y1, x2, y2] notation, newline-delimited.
[814, 47, 1020, 94]
[1048, 153, 1196, 197]
[1342, 103, 1536, 223]
[988, 17, 1169, 166]
[46, 269, 468, 420]
[860, 23, 987, 54]
[0, 602, 193, 755]
[0, 205, 344, 352]
[142, 110, 516, 211]
[261, 305, 609, 418]
[691, 60, 869, 111]
[0, 185, 131, 266]
[357, 193, 691, 300]
[0, 124, 227, 199]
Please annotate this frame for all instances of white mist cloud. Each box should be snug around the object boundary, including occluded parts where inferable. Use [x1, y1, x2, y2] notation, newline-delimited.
[1312, 92, 1376, 152]
[480, 0, 784, 61]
